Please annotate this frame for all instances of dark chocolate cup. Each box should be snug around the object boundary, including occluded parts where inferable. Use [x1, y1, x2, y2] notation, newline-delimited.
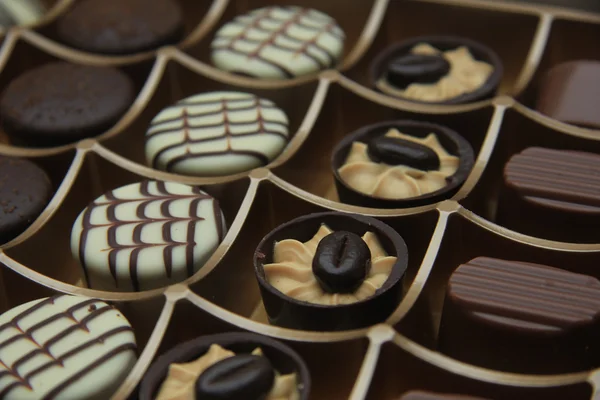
[254, 212, 408, 331]
[139, 332, 311, 400]
[331, 120, 475, 209]
[369, 35, 503, 105]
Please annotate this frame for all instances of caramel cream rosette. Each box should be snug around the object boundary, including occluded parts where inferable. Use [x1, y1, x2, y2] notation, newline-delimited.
[377, 43, 493, 102]
[263, 224, 397, 305]
[156, 344, 299, 400]
[338, 129, 459, 200]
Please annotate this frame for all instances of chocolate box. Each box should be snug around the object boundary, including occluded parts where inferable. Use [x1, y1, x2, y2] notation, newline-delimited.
[1, 0, 600, 399]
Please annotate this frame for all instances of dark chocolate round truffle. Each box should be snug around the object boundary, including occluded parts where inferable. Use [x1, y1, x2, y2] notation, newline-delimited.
[0, 62, 134, 147]
[0, 155, 51, 243]
[56, 0, 184, 55]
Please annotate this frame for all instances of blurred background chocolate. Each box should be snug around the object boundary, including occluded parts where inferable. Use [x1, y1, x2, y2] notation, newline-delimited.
[56, 0, 184, 55]
[0, 0, 45, 28]
[0, 62, 134, 147]
[536, 61, 600, 129]
[254, 212, 408, 331]
[438, 256, 600, 373]
[399, 391, 489, 400]
[140, 333, 310, 400]
[210, 6, 345, 79]
[369, 36, 503, 105]
[332, 120, 474, 209]
[497, 147, 600, 243]
[0, 155, 51, 244]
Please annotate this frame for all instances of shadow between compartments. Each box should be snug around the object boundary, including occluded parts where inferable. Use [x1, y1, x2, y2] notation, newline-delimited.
[1, 0, 600, 399]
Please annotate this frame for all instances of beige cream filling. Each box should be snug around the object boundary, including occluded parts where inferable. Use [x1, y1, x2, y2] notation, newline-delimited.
[156, 344, 299, 400]
[337, 129, 459, 200]
[376, 43, 494, 102]
[263, 225, 397, 305]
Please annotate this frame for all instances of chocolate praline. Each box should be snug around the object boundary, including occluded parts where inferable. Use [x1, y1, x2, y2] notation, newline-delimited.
[369, 36, 503, 105]
[139, 332, 310, 400]
[331, 120, 474, 209]
[254, 212, 408, 331]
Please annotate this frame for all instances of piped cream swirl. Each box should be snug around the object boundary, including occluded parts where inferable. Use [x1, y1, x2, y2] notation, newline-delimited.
[337, 129, 459, 200]
[263, 225, 396, 305]
[377, 43, 493, 102]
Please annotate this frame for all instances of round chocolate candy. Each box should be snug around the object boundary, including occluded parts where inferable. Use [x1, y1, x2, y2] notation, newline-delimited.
[387, 54, 450, 89]
[312, 231, 371, 293]
[367, 136, 441, 170]
[195, 355, 275, 400]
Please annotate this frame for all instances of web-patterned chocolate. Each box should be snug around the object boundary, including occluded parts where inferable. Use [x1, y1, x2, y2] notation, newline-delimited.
[145, 91, 290, 176]
[71, 180, 225, 292]
[0, 295, 136, 399]
[211, 6, 345, 79]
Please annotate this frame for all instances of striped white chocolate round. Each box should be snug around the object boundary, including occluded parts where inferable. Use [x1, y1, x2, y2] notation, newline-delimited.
[0, 294, 137, 400]
[211, 6, 345, 79]
[70, 180, 226, 292]
[145, 91, 290, 176]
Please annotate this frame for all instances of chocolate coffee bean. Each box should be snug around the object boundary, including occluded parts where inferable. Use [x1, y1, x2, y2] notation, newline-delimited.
[387, 54, 450, 89]
[312, 231, 371, 293]
[367, 136, 441, 170]
[195, 354, 275, 400]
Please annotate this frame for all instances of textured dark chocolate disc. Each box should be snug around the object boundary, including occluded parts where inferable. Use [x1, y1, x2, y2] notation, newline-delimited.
[387, 54, 450, 89]
[0, 155, 51, 243]
[400, 391, 489, 400]
[0, 62, 134, 146]
[56, 0, 184, 55]
[504, 147, 600, 213]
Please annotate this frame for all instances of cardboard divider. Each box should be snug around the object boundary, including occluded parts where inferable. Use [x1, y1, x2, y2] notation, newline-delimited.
[102, 59, 319, 177]
[461, 107, 600, 238]
[344, 0, 541, 95]
[273, 83, 494, 204]
[3, 151, 251, 288]
[518, 17, 600, 110]
[366, 342, 593, 400]
[183, 0, 377, 72]
[402, 211, 600, 367]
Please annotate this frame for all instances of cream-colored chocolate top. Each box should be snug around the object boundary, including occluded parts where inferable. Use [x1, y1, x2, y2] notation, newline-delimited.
[377, 43, 494, 102]
[263, 224, 397, 305]
[338, 129, 459, 200]
[156, 344, 299, 400]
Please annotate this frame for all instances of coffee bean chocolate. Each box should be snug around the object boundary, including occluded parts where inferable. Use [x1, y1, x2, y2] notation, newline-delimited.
[312, 231, 371, 293]
[195, 355, 275, 400]
[367, 136, 441, 170]
[387, 54, 450, 89]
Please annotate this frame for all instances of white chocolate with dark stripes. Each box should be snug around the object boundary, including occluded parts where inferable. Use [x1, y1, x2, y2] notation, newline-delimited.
[145, 92, 289, 176]
[211, 6, 344, 79]
[70, 181, 226, 292]
[0, 295, 137, 400]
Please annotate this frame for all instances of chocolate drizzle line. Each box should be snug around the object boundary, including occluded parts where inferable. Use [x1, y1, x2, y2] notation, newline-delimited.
[0, 295, 136, 399]
[212, 6, 342, 78]
[78, 181, 217, 291]
[147, 94, 289, 172]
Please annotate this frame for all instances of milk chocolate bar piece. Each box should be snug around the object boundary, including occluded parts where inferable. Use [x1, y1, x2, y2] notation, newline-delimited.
[504, 147, 600, 213]
[439, 257, 600, 373]
[537, 61, 600, 129]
